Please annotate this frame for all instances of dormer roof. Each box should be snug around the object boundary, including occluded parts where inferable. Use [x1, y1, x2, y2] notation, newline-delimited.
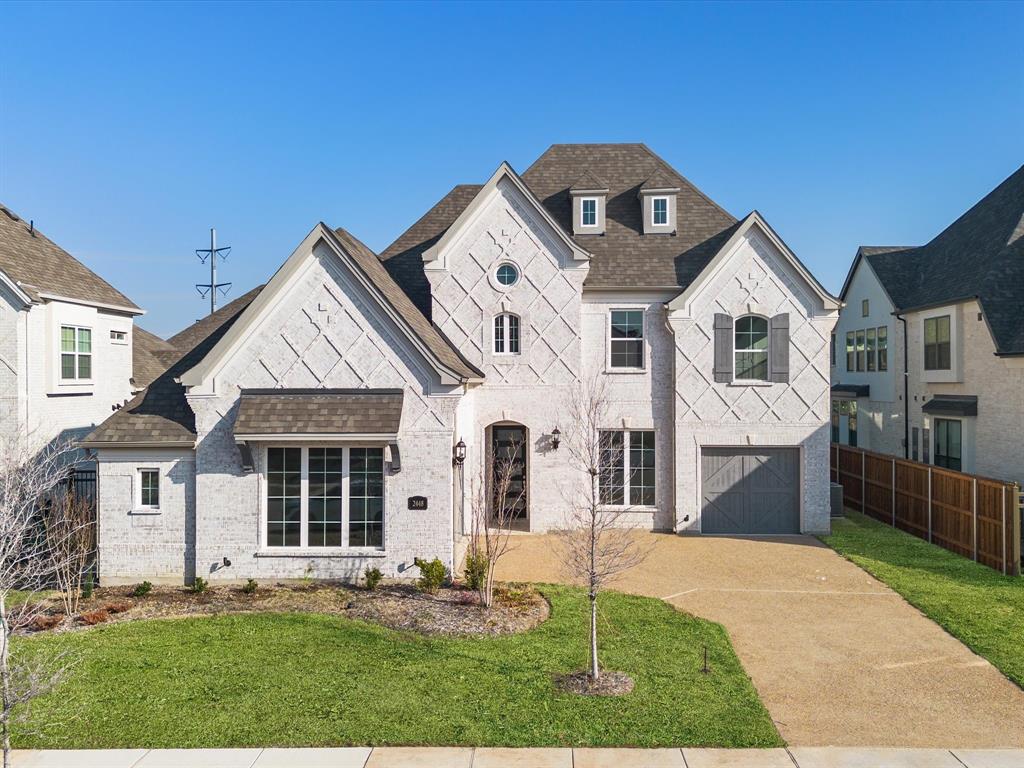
[639, 168, 681, 193]
[569, 169, 610, 194]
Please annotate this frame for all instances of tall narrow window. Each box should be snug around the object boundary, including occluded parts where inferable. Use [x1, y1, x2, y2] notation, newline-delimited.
[831, 400, 840, 443]
[609, 310, 644, 368]
[912, 427, 919, 461]
[138, 469, 160, 509]
[349, 448, 384, 547]
[830, 333, 836, 367]
[598, 430, 656, 507]
[734, 315, 768, 381]
[924, 316, 951, 370]
[855, 330, 866, 372]
[493, 313, 520, 355]
[846, 331, 855, 371]
[581, 198, 598, 227]
[308, 448, 343, 547]
[934, 419, 962, 471]
[877, 326, 888, 371]
[866, 327, 876, 372]
[267, 447, 302, 547]
[862, 299, 870, 317]
[60, 326, 92, 380]
[652, 197, 668, 225]
[847, 400, 858, 447]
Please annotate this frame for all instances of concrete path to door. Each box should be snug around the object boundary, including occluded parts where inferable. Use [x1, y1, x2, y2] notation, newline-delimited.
[495, 532, 1024, 748]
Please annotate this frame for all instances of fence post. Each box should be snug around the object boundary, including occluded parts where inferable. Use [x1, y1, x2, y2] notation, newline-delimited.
[1002, 485, 1008, 576]
[1014, 483, 1022, 577]
[861, 449, 866, 514]
[927, 467, 933, 544]
[891, 457, 896, 527]
[972, 478, 978, 562]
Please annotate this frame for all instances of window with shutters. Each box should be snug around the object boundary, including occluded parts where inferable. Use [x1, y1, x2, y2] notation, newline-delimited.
[734, 315, 768, 381]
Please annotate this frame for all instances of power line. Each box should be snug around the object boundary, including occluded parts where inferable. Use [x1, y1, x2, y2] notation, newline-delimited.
[195, 227, 232, 314]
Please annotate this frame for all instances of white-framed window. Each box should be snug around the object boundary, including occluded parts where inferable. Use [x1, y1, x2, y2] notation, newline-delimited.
[137, 468, 160, 509]
[264, 446, 384, 550]
[581, 197, 598, 227]
[493, 313, 520, 355]
[734, 315, 768, 381]
[924, 315, 951, 370]
[652, 197, 669, 226]
[598, 430, 656, 507]
[495, 263, 519, 287]
[877, 326, 888, 371]
[609, 309, 644, 369]
[60, 325, 92, 380]
[110, 329, 128, 344]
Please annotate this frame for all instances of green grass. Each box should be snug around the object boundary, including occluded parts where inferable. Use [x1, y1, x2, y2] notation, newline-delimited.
[824, 512, 1024, 688]
[12, 586, 779, 749]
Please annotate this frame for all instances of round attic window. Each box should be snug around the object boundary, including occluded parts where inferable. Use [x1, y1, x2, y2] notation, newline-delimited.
[496, 263, 519, 287]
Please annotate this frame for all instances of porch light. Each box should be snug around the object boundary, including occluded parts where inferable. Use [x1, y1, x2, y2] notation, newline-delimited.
[453, 439, 467, 467]
[551, 427, 561, 450]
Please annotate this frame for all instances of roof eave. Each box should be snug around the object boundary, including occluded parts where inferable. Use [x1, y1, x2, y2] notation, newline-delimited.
[37, 291, 145, 316]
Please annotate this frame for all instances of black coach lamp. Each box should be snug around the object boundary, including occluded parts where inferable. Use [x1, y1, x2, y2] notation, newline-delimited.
[551, 427, 561, 450]
[453, 439, 467, 467]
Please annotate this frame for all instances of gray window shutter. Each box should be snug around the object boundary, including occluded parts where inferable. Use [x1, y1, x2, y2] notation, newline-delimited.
[770, 313, 790, 383]
[713, 314, 734, 383]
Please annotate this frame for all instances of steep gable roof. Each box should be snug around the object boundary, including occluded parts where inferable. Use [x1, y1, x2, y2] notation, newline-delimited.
[379, 144, 740, 310]
[131, 326, 178, 391]
[855, 165, 1024, 355]
[0, 203, 142, 312]
[82, 287, 263, 447]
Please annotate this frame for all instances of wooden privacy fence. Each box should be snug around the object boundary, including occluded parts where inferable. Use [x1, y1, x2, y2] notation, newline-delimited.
[830, 444, 1022, 576]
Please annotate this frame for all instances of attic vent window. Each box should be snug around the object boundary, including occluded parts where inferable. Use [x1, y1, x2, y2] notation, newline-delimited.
[652, 197, 669, 226]
[496, 263, 519, 287]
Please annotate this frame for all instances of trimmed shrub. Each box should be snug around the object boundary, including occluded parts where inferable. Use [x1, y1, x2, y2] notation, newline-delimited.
[190, 577, 208, 594]
[364, 567, 383, 590]
[413, 557, 447, 594]
[131, 581, 153, 598]
[463, 553, 489, 591]
[81, 572, 94, 600]
[242, 578, 258, 595]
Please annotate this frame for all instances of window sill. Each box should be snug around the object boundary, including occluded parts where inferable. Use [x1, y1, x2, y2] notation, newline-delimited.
[604, 367, 647, 375]
[130, 508, 161, 516]
[727, 380, 773, 388]
[255, 549, 386, 559]
[597, 505, 657, 513]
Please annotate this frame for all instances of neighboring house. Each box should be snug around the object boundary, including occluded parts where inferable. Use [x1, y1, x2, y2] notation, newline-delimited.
[0, 203, 144, 458]
[83, 144, 839, 585]
[832, 164, 1024, 482]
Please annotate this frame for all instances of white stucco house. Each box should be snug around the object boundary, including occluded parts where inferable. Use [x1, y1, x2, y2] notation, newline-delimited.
[0, 203, 145, 461]
[83, 144, 840, 584]
[831, 163, 1024, 482]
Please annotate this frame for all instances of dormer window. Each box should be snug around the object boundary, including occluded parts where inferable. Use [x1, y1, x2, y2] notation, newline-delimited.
[652, 197, 669, 226]
[581, 198, 598, 228]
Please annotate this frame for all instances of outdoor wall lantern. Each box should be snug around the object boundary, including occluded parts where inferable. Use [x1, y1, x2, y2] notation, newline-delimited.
[551, 427, 561, 450]
[453, 439, 467, 467]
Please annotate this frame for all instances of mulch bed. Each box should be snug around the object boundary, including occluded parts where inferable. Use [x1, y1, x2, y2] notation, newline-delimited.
[16, 581, 548, 638]
[555, 670, 635, 697]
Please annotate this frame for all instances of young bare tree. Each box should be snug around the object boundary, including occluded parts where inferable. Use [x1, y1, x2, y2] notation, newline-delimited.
[0, 436, 82, 767]
[466, 435, 526, 608]
[556, 380, 651, 682]
[43, 492, 96, 617]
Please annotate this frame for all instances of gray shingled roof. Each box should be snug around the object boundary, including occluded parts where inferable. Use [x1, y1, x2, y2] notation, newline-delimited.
[379, 145, 739, 318]
[82, 287, 264, 446]
[234, 389, 403, 436]
[131, 326, 178, 391]
[330, 227, 481, 380]
[0, 203, 142, 311]
[858, 165, 1024, 355]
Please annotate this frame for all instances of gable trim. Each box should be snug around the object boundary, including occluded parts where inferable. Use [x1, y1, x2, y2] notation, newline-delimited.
[0, 267, 33, 308]
[179, 223, 477, 392]
[421, 162, 590, 267]
[667, 211, 841, 315]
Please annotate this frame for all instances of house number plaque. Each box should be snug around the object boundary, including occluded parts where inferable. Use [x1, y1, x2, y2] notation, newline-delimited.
[407, 496, 428, 511]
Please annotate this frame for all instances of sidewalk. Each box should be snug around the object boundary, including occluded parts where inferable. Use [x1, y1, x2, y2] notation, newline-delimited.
[10, 747, 1024, 767]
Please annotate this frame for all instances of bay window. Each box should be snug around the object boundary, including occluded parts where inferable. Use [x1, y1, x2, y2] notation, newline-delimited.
[265, 446, 384, 549]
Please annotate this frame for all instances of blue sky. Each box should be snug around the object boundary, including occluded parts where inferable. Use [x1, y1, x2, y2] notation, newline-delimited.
[1, 1, 1021, 336]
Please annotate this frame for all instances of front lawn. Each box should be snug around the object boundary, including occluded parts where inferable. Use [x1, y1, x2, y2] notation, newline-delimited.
[825, 512, 1024, 688]
[12, 586, 780, 749]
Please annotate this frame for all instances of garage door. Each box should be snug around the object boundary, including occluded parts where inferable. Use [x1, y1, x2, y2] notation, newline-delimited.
[701, 447, 800, 534]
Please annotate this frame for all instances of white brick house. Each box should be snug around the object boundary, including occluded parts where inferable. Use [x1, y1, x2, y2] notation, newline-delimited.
[0, 203, 144, 458]
[84, 144, 839, 584]
[831, 164, 1024, 482]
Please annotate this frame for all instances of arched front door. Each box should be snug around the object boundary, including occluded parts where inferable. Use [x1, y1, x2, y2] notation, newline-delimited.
[489, 424, 528, 529]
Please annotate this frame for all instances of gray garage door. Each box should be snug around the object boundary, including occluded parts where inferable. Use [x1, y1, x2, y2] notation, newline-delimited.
[701, 447, 800, 534]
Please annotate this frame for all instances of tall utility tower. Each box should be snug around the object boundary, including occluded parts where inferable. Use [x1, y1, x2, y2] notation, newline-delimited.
[195, 228, 232, 314]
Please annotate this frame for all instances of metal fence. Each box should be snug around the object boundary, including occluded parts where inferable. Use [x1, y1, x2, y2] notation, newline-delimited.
[830, 443, 1022, 576]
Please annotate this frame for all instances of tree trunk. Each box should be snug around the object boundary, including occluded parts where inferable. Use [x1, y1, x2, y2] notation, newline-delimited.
[589, 591, 599, 681]
[483, 562, 494, 609]
[1, 594, 11, 768]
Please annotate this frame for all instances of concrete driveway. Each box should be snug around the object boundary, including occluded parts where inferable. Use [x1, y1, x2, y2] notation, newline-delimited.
[495, 532, 1024, 748]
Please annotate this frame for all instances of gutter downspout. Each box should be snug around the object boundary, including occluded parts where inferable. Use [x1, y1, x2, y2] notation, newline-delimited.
[663, 304, 678, 532]
[896, 312, 909, 459]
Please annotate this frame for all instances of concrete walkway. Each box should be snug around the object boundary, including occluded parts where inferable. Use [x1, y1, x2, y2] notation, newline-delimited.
[495, 532, 1024, 747]
[10, 747, 1024, 767]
